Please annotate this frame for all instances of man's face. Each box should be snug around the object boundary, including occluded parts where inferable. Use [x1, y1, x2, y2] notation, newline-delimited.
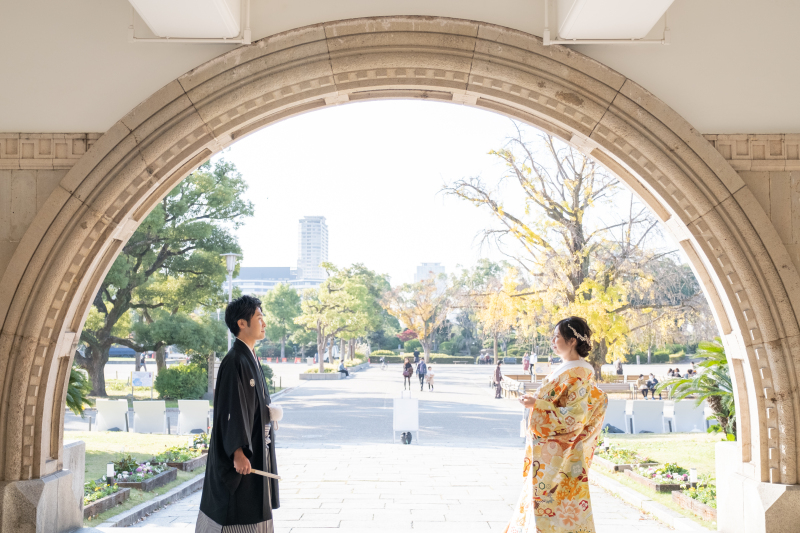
[238, 307, 266, 342]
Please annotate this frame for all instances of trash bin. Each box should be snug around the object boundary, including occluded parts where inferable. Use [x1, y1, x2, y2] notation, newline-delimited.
[306, 357, 314, 365]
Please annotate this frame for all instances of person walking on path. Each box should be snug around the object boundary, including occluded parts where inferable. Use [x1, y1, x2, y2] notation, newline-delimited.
[196, 295, 281, 533]
[494, 360, 503, 399]
[402, 358, 413, 390]
[413, 349, 420, 363]
[416, 359, 428, 391]
[425, 364, 435, 391]
[522, 353, 530, 373]
[614, 358, 622, 376]
[509, 316, 608, 533]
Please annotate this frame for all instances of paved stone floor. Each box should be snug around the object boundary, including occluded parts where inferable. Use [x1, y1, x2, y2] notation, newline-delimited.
[88, 365, 672, 532]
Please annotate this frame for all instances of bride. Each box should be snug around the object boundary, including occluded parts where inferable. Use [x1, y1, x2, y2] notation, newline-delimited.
[505, 317, 608, 533]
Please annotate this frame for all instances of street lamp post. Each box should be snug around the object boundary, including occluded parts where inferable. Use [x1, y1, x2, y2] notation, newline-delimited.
[221, 253, 241, 351]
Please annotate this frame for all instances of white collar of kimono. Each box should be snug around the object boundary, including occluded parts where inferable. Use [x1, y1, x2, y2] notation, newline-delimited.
[235, 338, 257, 359]
[546, 358, 593, 382]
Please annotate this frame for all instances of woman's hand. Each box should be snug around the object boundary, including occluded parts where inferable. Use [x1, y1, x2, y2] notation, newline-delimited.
[518, 394, 537, 408]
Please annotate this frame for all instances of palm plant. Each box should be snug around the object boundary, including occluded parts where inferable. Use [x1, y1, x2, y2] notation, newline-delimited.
[67, 364, 93, 416]
[656, 337, 736, 436]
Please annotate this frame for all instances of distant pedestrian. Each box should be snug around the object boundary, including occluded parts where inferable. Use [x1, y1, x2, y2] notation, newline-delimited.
[637, 374, 648, 399]
[413, 349, 420, 363]
[522, 353, 530, 373]
[425, 364, 435, 391]
[140, 352, 147, 371]
[647, 373, 661, 400]
[403, 358, 413, 390]
[495, 360, 503, 399]
[416, 359, 428, 391]
[547, 353, 552, 365]
[614, 358, 622, 376]
[338, 361, 350, 378]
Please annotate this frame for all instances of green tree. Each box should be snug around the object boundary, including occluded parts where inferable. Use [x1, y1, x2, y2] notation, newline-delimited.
[66, 365, 93, 416]
[657, 338, 736, 437]
[74, 160, 253, 395]
[263, 283, 302, 360]
[295, 263, 373, 372]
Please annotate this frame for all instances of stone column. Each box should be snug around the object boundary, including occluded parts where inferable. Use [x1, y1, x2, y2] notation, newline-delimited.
[717, 441, 800, 532]
[0, 441, 84, 533]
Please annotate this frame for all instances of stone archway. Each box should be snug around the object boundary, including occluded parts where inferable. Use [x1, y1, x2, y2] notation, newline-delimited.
[1, 15, 798, 531]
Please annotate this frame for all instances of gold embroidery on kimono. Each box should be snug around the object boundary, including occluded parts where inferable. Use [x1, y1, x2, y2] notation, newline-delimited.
[504, 364, 607, 533]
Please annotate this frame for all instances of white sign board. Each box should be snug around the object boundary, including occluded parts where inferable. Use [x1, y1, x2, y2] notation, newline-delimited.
[393, 397, 419, 432]
[132, 371, 153, 387]
[534, 363, 551, 375]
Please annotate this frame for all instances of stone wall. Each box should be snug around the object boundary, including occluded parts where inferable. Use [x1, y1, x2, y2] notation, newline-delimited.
[705, 134, 800, 275]
[0, 134, 100, 281]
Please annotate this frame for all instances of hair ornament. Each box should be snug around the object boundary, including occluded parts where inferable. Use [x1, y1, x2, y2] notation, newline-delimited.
[567, 324, 590, 344]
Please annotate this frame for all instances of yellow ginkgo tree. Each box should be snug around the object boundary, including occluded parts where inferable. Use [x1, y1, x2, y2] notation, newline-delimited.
[383, 277, 451, 363]
[444, 129, 711, 378]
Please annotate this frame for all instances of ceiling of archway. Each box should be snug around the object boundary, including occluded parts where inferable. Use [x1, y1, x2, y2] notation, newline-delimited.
[1, 0, 799, 134]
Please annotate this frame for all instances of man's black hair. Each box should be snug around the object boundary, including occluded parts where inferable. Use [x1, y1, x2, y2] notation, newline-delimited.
[225, 295, 262, 337]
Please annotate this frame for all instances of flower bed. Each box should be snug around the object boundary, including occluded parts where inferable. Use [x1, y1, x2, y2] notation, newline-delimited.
[154, 445, 207, 471]
[673, 487, 717, 522]
[593, 446, 656, 472]
[112, 455, 176, 491]
[626, 463, 698, 493]
[83, 480, 129, 519]
[115, 466, 177, 491]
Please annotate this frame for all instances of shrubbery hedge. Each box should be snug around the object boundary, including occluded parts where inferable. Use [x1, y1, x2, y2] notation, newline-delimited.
[154, 363, 207, 399]
[438, 341, 455, 355]
[404, 339, 422, 352]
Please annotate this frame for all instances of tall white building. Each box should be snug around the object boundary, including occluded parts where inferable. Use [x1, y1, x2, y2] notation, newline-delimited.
[297, 216, 329, 280]
[414, 262, 446, 283]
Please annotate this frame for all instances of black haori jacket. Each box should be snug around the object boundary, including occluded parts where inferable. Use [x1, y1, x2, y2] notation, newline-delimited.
[199, 338, 280, 526]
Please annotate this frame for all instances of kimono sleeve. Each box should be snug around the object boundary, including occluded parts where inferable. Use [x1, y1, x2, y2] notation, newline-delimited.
[216, 357, 256, 460]
[529, 375, 590, 439]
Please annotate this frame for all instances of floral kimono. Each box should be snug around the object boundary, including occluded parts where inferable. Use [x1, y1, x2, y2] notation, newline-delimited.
[505, 359, 607, 533]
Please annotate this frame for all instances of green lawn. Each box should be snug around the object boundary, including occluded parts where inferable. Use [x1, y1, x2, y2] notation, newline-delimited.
[593, 432, 721, 530]
[604, 432, 719, 477]
[70, 431, 205, 526]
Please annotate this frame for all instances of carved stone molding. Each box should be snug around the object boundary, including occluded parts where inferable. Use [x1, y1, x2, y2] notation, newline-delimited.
[0, 17, 798, 506]
[705, 134, 800, 172]
[0, 134, 102, 170]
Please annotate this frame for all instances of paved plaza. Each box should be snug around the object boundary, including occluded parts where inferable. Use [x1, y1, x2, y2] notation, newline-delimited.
[81, 365, 672, 532]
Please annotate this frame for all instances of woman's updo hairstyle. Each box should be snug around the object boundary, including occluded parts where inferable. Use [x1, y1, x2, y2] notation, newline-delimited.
[556, 316, 592, 358]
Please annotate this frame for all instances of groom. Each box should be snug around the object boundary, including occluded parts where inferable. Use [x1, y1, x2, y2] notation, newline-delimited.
[196, 295, 280, 533]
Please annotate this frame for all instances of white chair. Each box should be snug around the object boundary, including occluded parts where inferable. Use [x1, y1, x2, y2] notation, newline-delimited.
[94, 399, 130, 432]
[178, 400, 211, 434]
[603, 399, 627, 432]
[625, 400, 665, 433]
[132, 400, 167, 434]
[674, 399, 708, 432]
[662, 401, 677, 432]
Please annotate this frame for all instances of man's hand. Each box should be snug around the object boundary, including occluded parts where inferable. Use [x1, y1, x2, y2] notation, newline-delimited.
[519, 394, 537, 409]
[233, 448, 251, 475]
